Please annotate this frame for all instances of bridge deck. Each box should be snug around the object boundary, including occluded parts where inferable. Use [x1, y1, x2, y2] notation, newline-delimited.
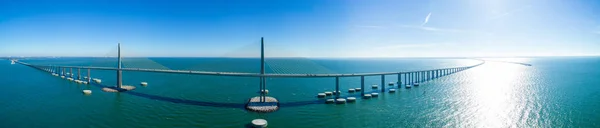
[15, 60, 485, 78]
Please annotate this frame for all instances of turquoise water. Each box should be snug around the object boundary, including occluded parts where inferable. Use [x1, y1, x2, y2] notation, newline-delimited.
[1, 57, 599, 127]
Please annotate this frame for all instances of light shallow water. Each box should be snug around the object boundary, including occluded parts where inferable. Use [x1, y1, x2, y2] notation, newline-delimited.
[0, 57, 599, 127]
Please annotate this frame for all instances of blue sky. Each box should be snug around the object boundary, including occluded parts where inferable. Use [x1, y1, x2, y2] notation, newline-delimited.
[1, 0, 599, 57]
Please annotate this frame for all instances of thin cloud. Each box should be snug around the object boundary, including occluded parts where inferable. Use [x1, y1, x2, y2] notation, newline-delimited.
[375, 42, 453, 50]
[355, 25, 385, 29]
[421, 12, 432, 26]
[490, 5, 531, 20]
[397, 25, 493, 35]
[398, 25, 463, 33]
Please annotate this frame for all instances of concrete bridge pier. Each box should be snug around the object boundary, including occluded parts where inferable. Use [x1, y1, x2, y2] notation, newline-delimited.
[381, 75, 385, 92]
[410, 72, 412, 84]
[428, 71, 431, 80]
[77, 68, 81, 80]
[335, 77, 340, 98]
[418, 72, 421, 83]
[414, 72, 417, 83]
[425, 71, 428, 81]
[69, 68, 73, 78]
[87, 69, 91, 83]
[408, 72, 411, 85]
[410, 72, 414, 84]
[442, 69, 448, 76]
[404, 73, 407, 86]
[397, 73, 402, 88]
[422, 71, 425, 82]
[421, 71, 424, 82]
[420, 71, 423, 82]
[413, 72, 416, 84]
[429, 70, 435, 80]
[417, 72, 420, 83]
[361, 76, 365, 96]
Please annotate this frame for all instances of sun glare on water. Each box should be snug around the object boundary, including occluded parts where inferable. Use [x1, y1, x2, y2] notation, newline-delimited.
[458, 58, 533, 127]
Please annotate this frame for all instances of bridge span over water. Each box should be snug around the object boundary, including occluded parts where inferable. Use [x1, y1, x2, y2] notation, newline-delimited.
[12, 38, 487, 112]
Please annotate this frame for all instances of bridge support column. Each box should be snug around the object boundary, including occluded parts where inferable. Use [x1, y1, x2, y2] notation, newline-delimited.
[418, 72, 420, 82]
[361, 76, 365, 96]
[381, 75, 385, 92]
[77, 68, 81, 80]
[335, 77, 340, 98]
[404, 73, 407, 86]
[411, 72, 414, 84]
[425, 71, 428, 81]
[431, 71, 434, 79]
[427, 71, 430, 80]
[87, 69, 91, 83]
[421, 72, 424, 82]
[259, 77, 263, 102]
[419, 72, 421, 83]
[408, 73, 411, 84]
[262, 77, 266, 102]
[397, 73, 402, 87]
[418, 72, 421, 83]
[70, 68, 73, 78]
[408, 72, 412, 84]
[413, 72, 416, 83]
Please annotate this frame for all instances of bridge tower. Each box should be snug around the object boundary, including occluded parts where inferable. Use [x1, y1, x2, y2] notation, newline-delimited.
[260, 37, 266, 102]
[246, 37, 279, 113]
[116, 43, 122, 89]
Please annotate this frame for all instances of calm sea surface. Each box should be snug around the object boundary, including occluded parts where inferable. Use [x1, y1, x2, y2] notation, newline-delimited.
[1, 57, 599, 127]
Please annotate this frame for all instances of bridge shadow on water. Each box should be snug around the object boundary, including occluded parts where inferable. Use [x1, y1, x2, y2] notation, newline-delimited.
[89, 83, 325, 110]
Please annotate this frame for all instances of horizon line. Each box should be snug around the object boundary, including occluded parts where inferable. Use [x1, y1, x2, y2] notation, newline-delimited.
[2, 55, 600, 59]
